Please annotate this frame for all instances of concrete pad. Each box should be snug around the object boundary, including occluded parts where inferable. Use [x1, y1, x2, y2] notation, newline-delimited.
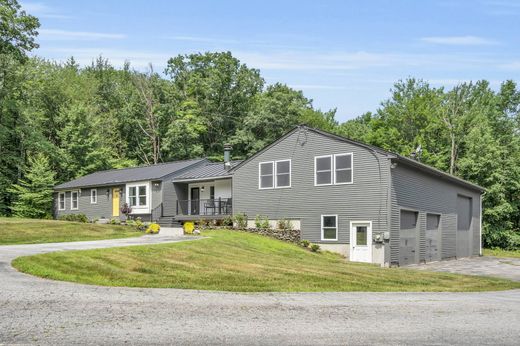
[159, 227, 184, 236]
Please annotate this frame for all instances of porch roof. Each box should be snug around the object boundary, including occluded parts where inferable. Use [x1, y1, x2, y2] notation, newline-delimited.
[172, 161, 242, 182]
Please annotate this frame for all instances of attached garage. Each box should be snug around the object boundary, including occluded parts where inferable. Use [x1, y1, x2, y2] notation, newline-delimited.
[456, 195, 473, 258]
[399, 210, 418, 266]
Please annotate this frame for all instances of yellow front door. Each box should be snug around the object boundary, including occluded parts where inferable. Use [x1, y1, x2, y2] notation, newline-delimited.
[112, 188, 120, 217]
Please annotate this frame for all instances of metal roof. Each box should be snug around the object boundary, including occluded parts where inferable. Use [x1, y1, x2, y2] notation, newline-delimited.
[173, 161, 242, 181]
[54, 158, 206, 190]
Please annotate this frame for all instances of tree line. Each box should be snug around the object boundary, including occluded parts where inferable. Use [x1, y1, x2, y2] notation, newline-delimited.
[1, 0, 519, 248]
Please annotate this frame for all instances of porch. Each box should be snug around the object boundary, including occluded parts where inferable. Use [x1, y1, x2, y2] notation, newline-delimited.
[154, 178, 233, 223]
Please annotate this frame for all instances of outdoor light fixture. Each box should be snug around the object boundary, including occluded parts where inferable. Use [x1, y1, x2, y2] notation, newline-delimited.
[201, 186, 205, 192]
[106, 189, 110, 196]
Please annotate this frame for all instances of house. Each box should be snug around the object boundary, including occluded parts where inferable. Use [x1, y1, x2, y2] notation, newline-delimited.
[54, 125, 484, 267]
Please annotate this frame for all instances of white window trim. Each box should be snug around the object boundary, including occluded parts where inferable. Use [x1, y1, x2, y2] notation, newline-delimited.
[126, 182, 150, 213]
[321, 214, 338, 241]
[90, 188, 97, 204]
[258, 161, 274, 190]
[314, 155, 333, 186]
[334, 153, 354, 185]
[275, 159, 291, 189]
[70, 190, 79, 210]
[315, 153, 354, 186]
[259, 160, 292, 189]
[58, 192, 65, 211]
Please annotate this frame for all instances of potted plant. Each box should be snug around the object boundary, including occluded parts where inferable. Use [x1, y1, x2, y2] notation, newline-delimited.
[120, 203, 132, 222]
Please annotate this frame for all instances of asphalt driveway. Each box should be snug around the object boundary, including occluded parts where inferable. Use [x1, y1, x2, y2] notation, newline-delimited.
[1, 237, 519, 345]
[412, 256, 520, 282]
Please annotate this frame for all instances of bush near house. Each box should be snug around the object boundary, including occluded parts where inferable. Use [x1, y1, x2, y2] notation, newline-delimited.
[58, 214, 88, 223]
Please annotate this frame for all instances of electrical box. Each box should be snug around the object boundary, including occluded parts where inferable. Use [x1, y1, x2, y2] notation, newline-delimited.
[383, 231, 390, 240]
[373, 233, 384, 243]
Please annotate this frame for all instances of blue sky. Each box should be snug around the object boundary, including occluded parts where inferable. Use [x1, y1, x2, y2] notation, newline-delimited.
[21, 0, 520, 122]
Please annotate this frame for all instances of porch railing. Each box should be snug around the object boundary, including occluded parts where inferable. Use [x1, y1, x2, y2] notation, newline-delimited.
[176, 198, 232, 216]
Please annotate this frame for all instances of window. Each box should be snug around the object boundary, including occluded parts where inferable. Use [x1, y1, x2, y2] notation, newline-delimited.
[210, 186, 215, 200]
[334, 154, 353, 184]
[275, 160, 291, 188]
[315, 153, 353, 186]
[71, 190, 79, 210]
[58, 192, 65, 210]
[90, 189, 97, 204]
[129, 186, 137, 206]
[259, 160, 292, 189]
[321, 215, 338, 241]
[128, 184, 148, 207]
[315, 155, 332, 185]
[259, 162, 274, 189]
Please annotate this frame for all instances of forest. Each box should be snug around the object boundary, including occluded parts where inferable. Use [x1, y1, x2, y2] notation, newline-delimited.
[1, 0, 519, 248]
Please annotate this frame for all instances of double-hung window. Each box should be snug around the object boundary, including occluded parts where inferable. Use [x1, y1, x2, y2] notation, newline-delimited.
[321, 215, 338, 241]
[90, 189, 97, 204]
[259, 160, 291, 189]
[128, 184, 148, 208]
[58, 192, 65, 210]
[71, 190, 79, 210]
[315, 153, 353, 186]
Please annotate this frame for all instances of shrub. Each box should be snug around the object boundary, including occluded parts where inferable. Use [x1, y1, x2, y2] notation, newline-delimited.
[134, 217, 146, 231]
[233, 213, 248, 229]
[277, 218, 293, 230]
[300, 239, 310, 248]
[310, 244, 320, 252]
[483, 228, 520, 250]
[255, 215, 270, 229]
[145, 223, 160, 234]
[222, 216, 233, 227]
[109, 218, 121, 225]
[58, 214, 88, 223]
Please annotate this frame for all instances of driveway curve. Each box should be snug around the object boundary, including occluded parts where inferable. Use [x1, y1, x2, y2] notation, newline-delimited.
[1, 236, 520, 345]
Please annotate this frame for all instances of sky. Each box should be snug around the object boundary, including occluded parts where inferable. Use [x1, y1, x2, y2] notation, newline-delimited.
[20, 0, 520, 122]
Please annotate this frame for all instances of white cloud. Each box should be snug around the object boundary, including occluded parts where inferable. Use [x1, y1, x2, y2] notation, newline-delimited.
[166, 36, 239, 44]
[39, 29, 126, 41]
[21, 2, 71, 19]
[499, 61, 520, 70]
[421, 35, 497, 46]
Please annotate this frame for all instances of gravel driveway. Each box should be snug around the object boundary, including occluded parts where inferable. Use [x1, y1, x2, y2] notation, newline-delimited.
[1, 237, 519, 345]
[412, 256, 520, 281]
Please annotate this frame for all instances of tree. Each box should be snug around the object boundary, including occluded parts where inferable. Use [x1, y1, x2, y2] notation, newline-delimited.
[0, 0, 40, 61]
[165, 52, 264, 156]
[8, 153, 56, 218]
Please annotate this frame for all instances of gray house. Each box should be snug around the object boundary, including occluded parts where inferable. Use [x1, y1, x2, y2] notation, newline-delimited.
[54, 125, 484, 267]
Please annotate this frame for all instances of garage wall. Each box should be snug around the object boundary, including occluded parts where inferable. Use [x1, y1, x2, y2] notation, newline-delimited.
[390, 163, 481, 265]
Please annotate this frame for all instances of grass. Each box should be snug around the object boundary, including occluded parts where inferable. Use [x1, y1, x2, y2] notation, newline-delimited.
[12, 230, 520, 292]
[0, 217, 142, 245]
[484, 248, 520, 259]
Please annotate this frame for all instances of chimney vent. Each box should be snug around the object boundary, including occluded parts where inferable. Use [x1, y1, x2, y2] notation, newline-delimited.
[224, 143, 232, 170]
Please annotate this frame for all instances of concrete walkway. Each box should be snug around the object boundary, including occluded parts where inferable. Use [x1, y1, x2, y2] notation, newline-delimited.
[412, 256, 520, 282]
[0, 237, 520, 345]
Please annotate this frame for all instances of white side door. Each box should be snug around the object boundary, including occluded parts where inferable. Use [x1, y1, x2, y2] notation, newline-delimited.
[350, 221, 372, 263]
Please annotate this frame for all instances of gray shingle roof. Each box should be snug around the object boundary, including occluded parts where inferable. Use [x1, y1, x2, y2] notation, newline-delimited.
[173, 161, 242, 181]
[55, 158, 206, 190]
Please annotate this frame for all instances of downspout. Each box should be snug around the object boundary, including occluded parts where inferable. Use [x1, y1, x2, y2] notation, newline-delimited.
[480, 191, 485, 256]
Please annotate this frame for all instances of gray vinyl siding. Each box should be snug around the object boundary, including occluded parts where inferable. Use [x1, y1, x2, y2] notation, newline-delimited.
[233, 129, 391, 243]
[390, 163, 481, 265]
[55, 186, 124, 220]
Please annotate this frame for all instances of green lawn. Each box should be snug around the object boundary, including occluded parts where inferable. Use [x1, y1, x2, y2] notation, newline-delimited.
[484, 248, 520, 259]
[12, 230, 520, 292]
[0, 217, 141, 245]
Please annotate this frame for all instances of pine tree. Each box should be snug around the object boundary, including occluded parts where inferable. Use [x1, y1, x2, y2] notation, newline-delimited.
[8, 153, 56, 218]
